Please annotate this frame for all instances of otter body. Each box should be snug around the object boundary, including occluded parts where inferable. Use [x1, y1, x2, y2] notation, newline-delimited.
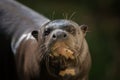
[0, 0, 91, 80]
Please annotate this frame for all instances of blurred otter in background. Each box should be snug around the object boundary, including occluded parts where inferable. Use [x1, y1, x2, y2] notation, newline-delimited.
[0, 0, 91, 80]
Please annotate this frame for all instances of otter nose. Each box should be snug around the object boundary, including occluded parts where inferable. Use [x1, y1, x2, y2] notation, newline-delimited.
[52, 30, 67, 40]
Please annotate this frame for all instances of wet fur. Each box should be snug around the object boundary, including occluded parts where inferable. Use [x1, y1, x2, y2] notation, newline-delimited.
[16, 20, 91, 80]
[0, 0, 91, 80]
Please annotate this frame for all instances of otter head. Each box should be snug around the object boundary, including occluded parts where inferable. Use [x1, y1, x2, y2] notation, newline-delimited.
[32, 19, 88, 79]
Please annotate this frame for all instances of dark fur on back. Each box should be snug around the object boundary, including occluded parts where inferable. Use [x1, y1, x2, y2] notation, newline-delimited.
[0, 0, 49, 42]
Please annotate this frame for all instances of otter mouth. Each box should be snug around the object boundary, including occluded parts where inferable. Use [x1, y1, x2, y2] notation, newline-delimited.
[50, 42, 75, 59]
[45, 41, 80, 77]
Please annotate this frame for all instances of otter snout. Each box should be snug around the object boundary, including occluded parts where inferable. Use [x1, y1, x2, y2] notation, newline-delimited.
[51, 29, 67, 40]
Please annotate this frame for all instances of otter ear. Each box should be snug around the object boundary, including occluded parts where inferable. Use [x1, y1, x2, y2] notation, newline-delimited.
[31, 30, 39, 41]
[80, 24, 88, 34]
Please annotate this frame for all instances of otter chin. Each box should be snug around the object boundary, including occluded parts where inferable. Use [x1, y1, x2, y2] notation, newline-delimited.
[46, 41, 79, 78]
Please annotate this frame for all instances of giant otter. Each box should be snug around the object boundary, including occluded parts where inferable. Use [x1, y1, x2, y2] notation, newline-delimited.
[0, 0, 91, 80]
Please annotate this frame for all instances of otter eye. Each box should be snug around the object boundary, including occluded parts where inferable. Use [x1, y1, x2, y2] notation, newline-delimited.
[66, 26, 76, 34]
[44, 28, 51, 36]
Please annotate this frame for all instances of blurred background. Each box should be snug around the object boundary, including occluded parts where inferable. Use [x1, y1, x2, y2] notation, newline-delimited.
[16, 0, 120, 80]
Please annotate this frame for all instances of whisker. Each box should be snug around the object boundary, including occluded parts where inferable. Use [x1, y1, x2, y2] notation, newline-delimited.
[62, 13, 65, 19]
[69, 12, 76, 20]
[45, 56, 50, 73]
[37, 44, 47, 61]
[75, 55, 79, 66]
[65, 13, 68, 19]
[51, 11, 56, 20]
[62, 13, 68, 20]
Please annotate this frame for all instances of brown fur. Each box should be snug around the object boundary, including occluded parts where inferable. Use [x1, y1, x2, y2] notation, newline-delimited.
[15, 20, 91, 80]
[16, 36, 39, 80]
